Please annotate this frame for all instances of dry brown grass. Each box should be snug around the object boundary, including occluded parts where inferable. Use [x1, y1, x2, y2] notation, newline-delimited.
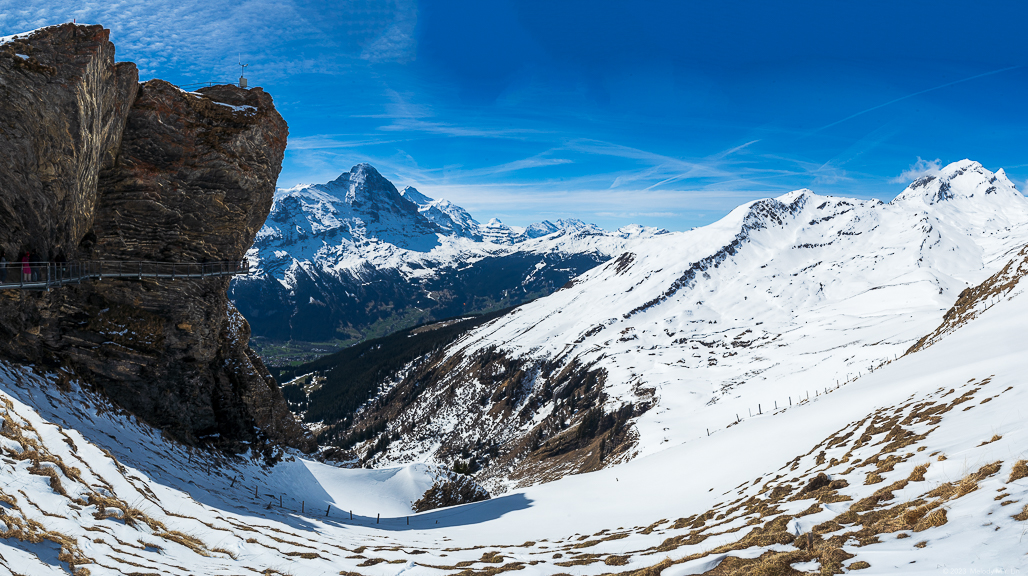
[616, 557, 673, 576]
[478, 551, 503, 563]
[913, 508, 947, 532]
[978, 434, 1002, 447]
[159, 530, 211, 557]
[928, 461, 1002, 501]
[865, 471, 885, 485]
[0, 511, 93, 574]
[849, 561, 871, 570]
[604, 555, 629, 566]
[555, 554, 602, 567]
[1012, 504, 1028, 521]
[914, 540, 928, 548]
[1008, 460, 1028, 483]
[451, 562, 526, 576]
[908, 463, 929, 482]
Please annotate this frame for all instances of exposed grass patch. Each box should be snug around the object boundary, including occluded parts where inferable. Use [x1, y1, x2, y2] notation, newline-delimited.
[908, 463, 929, 482]
[1012, 504, 1028, 521]
[1008, 460, 1028, 483]
[605, 555, 629, 566]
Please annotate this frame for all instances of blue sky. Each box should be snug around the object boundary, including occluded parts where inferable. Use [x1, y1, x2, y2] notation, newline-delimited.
[3, 1, 1027, 230]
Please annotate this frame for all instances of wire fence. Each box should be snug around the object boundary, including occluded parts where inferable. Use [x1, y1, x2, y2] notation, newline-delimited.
[709, 355, 899, 437]
[0, 260, 250, 291]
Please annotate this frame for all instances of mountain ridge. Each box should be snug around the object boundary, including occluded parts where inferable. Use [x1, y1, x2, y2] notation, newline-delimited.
[308, 159, 1028, 492]
[231, 163, 664, 356]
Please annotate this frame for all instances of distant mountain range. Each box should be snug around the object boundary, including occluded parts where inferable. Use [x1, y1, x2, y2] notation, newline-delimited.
[229, 163, 667, 361]
[279, 160, 1028, 492]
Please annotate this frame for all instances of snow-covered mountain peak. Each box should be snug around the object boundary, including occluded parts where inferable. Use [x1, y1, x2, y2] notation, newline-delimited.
[237, 163, 654, 344]
[399, 185, 434, 207]
[776, 187, 814, 203]
[893, 159, 1023, 207]
[398, 185, 481, 238]
[321, 163, 416, 215]
[616, 223, 671, 238]
[717, 187, 813, 234]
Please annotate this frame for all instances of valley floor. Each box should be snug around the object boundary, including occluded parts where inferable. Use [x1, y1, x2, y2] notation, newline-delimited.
[2, 264, 1028, 575]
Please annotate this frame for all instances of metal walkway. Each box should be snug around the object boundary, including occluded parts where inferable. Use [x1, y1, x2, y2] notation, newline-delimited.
[0, 260, 249, 291]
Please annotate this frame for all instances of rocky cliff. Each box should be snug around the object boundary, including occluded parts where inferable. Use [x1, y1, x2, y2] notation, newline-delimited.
[0, 23, 314, 457]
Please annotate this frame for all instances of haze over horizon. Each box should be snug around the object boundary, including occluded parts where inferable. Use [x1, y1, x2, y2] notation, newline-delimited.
[3, 0, 1026, 231]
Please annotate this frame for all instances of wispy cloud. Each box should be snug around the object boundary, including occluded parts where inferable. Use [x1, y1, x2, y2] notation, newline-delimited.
[807, 65, 1021, 136]
[457, 155, 573, 177]
[0, 0, 409, 80]
[378, 118, 545, 138]
[889, 157, 942, 184]
[360, 0, 417, 63]
[558, 139, 745, 190]
[286, 134, 406, 150]
[595, 211, 679, 218]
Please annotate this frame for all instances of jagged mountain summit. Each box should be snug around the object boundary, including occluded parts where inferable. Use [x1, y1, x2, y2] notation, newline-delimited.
[322, 159, 1028, 491]
[400, 185, 482, 239]
[230, 163, 667, 354]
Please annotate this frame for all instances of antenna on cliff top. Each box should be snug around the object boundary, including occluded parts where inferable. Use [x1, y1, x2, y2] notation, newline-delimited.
[238, 55, 248, 89]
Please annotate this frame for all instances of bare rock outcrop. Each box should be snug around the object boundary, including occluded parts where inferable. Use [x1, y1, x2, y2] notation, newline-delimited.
[0, 23, 137, 257]
[0, 24, 314, 457]
[412, 470, 490, 513]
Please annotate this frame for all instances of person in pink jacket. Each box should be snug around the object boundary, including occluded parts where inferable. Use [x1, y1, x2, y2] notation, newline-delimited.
[21, 252, 31, 282]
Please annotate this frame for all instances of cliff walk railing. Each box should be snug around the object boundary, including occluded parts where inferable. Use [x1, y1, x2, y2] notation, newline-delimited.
[0, 260, 250, 291]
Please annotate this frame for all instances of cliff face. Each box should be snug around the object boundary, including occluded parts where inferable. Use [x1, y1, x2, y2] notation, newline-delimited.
[0, 23, 137, 259]
[0, 24, 314, 457]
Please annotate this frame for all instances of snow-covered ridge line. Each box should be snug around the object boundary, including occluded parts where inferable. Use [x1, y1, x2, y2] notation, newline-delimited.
[337, 159, 1028, 490]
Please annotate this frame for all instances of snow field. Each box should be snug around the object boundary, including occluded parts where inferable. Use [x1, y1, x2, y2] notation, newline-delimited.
[0, 226, 1026, 574]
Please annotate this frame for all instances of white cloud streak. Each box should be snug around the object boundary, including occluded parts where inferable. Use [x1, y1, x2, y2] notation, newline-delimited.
[0, 0, 412, 78]
[889, 157, 942, 184]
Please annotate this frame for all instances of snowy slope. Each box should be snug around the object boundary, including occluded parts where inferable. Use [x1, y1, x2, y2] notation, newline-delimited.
[3, 228, 1028, 574]
[399, 185, 482, 239]
[338, 160, 1028, 490]
[230, 163, 666, 346]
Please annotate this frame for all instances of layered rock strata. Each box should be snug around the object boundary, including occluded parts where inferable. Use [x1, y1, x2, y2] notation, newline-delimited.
[0, 23, 313, 456]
